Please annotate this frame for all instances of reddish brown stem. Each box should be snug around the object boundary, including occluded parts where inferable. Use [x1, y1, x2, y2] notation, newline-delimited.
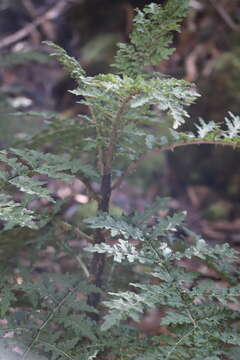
[87, 173, 112, 320]
[112, 139, 240, 190]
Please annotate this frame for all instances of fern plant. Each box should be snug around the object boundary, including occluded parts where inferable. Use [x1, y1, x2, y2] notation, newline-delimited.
[0, 1, 240, 359]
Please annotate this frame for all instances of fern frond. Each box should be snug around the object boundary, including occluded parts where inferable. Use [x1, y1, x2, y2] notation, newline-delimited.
[43, 41, 86, 83]
[113, 1, 189, 77]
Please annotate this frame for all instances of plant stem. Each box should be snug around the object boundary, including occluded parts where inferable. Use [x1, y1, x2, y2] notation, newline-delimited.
[99, 173, 111, 213]
[87, 94, 136, 318]
[87, 173, 112, 319]
[105, 92, 140, 171]
[112, 139, 240, 190]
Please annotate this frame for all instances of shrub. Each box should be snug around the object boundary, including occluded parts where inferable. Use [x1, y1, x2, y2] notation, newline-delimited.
[0, 1, 240, 359]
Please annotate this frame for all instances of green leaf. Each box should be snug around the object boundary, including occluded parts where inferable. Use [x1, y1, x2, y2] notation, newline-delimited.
[9, 176, 54, 202]
[85, 214, 145, 240]
[86, 239, 146, 264]
[0, 194, 37, 229]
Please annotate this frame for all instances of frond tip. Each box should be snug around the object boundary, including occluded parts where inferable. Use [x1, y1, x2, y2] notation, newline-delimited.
[113, 0, 189, 77]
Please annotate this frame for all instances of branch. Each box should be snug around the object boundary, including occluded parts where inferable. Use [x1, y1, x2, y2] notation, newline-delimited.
[22, 285, 77, 359]
[22, 0, 56, 41]
[58, 229, 91, 279]
[0, 0, 68, 50]
[166, 327, 195, 360]
[38, 341, 75, 360]
[112, 139, 240, 190]
[81, 176, 100, 202]
[22, 0, 39, 18]
[210, 0, 240, 31]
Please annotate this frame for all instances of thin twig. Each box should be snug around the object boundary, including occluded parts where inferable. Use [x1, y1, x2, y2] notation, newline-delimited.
[38, 341, 75, 360]
[112, 139, 240, 190]
[22, 285, 77, 359]
[210, 0, 240, 31]
[81, 176, 100, 202]
[74, 226, 94, 243]
[166, 327, 195, 360]
[22, 0, 41, 44]
[59, 235, 90, 279]
[0, 0, 67, 49]
[22, 0, 56, 41]
[22, 0, 39, 18]
[75, 254, 90, 278]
